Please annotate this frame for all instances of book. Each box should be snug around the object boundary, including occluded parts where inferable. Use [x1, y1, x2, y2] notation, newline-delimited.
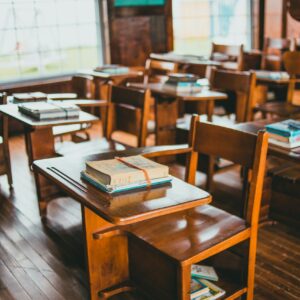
[163, 83, 202, 93]
[194, 279, 225, 300]
[265, 119, 300, 138]
[268, 132, 300, 143]
[18, 102, 80, 120]
[94, 64, 129, 74]
[269, 138, 300, 149]
[167, 73, 199, 83]
[81, 170, 172, 194]
[190, 278, 210, 299]
[191, 265, 219, 281]
[85, 155, 169, 186]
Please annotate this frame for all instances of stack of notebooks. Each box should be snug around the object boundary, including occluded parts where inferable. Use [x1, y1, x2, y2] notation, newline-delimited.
[265, 119, 300, 149]
[13, 92, 48, 103]
[94, 64, 129, 74]
[190, 265, 225, 300]
[163, 73, 202, 93]
[18, 102, 80, 120]
[81, 155, 172, 194]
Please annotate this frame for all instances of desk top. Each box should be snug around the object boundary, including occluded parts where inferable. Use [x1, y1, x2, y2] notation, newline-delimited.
[130, 83, 227, 101]
[78, 69, 143, 80]
[150, 52, 221, 67]
[8, 96, 107, 108]
[33, 148, 211, 225]
[0, 104, 99, 129]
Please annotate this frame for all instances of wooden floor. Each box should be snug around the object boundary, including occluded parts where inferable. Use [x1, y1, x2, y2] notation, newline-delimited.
[0, 121, 299, 300]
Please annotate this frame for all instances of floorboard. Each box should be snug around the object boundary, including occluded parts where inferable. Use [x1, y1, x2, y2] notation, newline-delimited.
[0, 121, 298, 299]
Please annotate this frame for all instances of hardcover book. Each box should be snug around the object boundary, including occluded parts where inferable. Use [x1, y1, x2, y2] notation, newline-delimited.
[191, 265, 218, 281]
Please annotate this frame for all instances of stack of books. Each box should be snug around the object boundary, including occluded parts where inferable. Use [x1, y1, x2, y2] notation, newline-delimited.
[81, 155, 172, 194]
[265, 119, 300, 149]
[163, 73, 202, 93]
[255, 70, 289, 81]
[13, 92, 48, 103]
[190, 265, 225, 300]
[18, 102, 80, 120]
[94, 64, 129, 74]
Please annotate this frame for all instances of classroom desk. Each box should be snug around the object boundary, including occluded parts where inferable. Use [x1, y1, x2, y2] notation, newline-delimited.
[130, 83, 227, 146]
[33, 147, 211, 300]
[79, 68, 144, 99]
[150, 52, 221, 67]
[176, 118, 299, 224]
[0, 104, 100, 164]
[233, 119, 300, 163]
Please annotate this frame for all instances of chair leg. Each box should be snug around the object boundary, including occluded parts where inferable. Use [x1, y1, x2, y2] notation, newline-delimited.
[246, 234, 258, 300]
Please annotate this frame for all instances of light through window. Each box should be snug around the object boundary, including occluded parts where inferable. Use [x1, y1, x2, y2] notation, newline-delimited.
[0, 0, 103, 82]
[172, 0, 252, 55]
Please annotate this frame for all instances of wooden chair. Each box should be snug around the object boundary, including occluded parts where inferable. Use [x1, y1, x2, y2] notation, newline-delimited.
[56, 85, 151, 157]
[255, 51, 300, 119]
[210, 68, 257, 122]
[0, 92, 13, 188]
[95, 115, 269, 300]
[261, 38, 293, 71]
[211, 43, 244, 71]
[143, 58, 179, 84]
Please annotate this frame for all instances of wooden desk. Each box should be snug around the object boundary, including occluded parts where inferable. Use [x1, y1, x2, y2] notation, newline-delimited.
[130, 83, 227, 146]
[150, 52, 221, 67]
[0, 104, 99, 164]
[233, 119, 300, 163]
[79, 69, 144, 99]
[33, 149, 211, 300]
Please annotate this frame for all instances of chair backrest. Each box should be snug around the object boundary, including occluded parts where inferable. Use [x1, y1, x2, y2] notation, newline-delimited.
[262, 38, 293, 71]
[71, 75, 96, 99]
[209, 68, 257, 122]
[211, 43, 244, 70]
[105, 85, 151, 147]
[283, 51, 300, 104]
[186, 115, 268, 225]
[143, 59, 179, 84]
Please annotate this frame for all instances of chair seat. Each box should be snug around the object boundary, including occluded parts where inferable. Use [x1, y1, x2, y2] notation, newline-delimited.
[127, 205, 247, 263]
[255, 102, 300, 117]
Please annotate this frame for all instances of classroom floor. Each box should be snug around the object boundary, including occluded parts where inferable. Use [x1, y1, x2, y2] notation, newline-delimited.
[0, 121, 299, 300]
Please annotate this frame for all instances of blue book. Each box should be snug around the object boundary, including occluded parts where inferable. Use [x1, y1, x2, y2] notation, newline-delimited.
[265, 120, 300, 138]
[81, 171, 172, 194]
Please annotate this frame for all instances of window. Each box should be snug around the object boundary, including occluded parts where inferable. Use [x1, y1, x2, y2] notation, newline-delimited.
[172, 0, 252, 55]
[0, 0, 103, 83]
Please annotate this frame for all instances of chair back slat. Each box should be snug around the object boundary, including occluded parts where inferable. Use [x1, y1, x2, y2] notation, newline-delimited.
[110, 85, 147, 108]
[209, 68, 256, 122]
[71, 75, 96, 99]
[144, 59, 178, 84]
[193, 122, 258, 168]
[283, 51, 300, 104]
[105, 85, 150, 147]
[210, 68, 253, 93]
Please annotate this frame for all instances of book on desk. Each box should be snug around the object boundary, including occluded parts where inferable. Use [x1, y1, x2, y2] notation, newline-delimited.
[81, 155, 172, 194]
[266, 119, 300, 149]
[18, 102, 81, 120]
[163, 73, 202, 93]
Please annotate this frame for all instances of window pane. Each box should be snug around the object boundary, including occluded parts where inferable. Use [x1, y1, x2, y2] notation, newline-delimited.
[173, 0, 251, 55]
[0, 0, 102, 83]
